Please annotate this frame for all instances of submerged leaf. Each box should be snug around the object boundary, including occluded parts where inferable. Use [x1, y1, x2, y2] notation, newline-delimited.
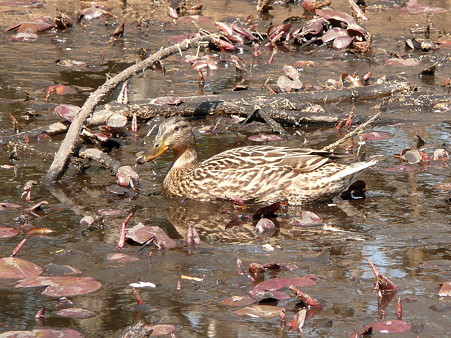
[234, 305, 284, 318]
[0, 257, 43, 279]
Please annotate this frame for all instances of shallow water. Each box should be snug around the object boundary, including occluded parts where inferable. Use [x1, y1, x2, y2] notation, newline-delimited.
[0, 0, 450, 336]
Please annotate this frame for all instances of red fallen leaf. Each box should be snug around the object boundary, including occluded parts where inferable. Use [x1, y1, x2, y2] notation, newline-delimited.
[255, 218, 276, 234]
[47, 85, 77, 96]
[221, 296, 257, 307]
[168, 6, 178, 19]
[396, 297, 403, 319]
[0, 257, 43, 279]
[45, 263, 81, 276]
[290, 285, 322, 307]
[186, 222, 201, 246]
[9, 32, 38, 42]
[56, 308, 97, 319]
[107, 253, 140, 264]
[116, 166, 139, 188]
[348, 0, 368, 21]
[315, 8, 356, 25]
[369, 260, 398, 291]
[253, 201, 286, 219]
[360, 131, 391, 141]
[385, 58, 420, 67]
[0, 329, 82, 337]
[333, 35, 354, 49]
[15, 275, 102, 297]
[438, 281, 451, 297]
[24, 201, 48, 212]
[290, 60, 318, 68]
[215, 21, 244, 44]
[289, 211, 323, 227]
[98, 209, 126, 217]
[384, 165, 416, 173]
[210, 37, 236, 51]
[148, 324, 176, 336]
[0, 227, 19, 238]
[234, 305, 284, 318]
[287, 308, 307, 331]
[225, 194, 247, 210]
[302, 0, 331, 11]
[364, 320, 411, 333]
[0, 202, 22, 210]
[432, 148, 449, 161]
[79, 5, 114, 21]
[400, 149, 422, 164]
[54, 104, 80, 122]
[127, 223, 177, 249]
[249, 276, 317, 298]
[232, 22, 256, 41]
[405, 0, 445, 14]
[150, 96, 183, 105]
[322, 27, 349, 43]
[277, 76, 303, 92]
[248, 263, 265, 274]
[247, 134, 282, 142]
[177, 15, 212, 25]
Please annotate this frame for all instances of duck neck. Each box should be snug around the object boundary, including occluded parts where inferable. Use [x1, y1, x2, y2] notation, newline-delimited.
[172, 146, 199, 169]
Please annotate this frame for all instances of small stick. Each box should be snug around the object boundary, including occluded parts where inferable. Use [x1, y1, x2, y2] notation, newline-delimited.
[321, 111, 382, 151]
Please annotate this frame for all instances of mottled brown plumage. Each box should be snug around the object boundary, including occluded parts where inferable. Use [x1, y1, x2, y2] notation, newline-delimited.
[137, 116, 377, 204]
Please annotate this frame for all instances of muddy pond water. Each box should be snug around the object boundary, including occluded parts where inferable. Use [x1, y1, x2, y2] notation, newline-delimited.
[0, 0, 450, 337]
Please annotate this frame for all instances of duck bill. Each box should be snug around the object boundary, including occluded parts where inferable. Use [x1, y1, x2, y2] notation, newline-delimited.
[136, 137, 168, 164]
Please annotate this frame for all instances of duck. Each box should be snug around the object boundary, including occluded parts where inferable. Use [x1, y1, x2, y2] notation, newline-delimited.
[136, 116, 377, 205]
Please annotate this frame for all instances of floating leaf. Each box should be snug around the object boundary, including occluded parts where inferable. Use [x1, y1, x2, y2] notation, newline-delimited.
[405, 0, 445, 14]
[107, 253, 140, 264]
[221, 296, 257, 307]
[0, 329, 82, 337]
[150, 96, 183, 105]
[116, 166, 139, 188]
[0, 257, 43, 279]
[56, 308, 97, 319]
[127, 223, 177, 249]
[247, 134, 282, 142]
[363, 320, 411, 333]
[289, 211, 323, 226]
[360, 131, 391, 141]
[255, 218, 276, 234]
[148, 324, 176, 336]
[0, 202, 22, 210]
[45, 263, 81, 276]
[385, 58, 420, 67]
[438, 282, 451, 297]
[0, 227, 19, 238]
[234, 305, 284, 318]
[249, 276, 317, 299]
[15, 276, 102, 297]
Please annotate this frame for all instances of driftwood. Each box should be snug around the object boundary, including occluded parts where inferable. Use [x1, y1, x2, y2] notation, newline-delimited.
[104, 80, 411, 121]
[43, 33, 214, 184]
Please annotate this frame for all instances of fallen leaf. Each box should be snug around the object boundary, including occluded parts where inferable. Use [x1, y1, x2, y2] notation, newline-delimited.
[15, 275, 102, 297]
[56, 308, 97, 319]
[234, 305, 284, 318]
[364, 320, 411, 333]
[0, 257, 43, 279]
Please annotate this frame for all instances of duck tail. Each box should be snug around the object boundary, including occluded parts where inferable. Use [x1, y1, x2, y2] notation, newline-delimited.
[331, 159, 378, 180]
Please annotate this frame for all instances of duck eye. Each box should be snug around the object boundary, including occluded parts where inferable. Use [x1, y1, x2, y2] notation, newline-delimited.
[173, 126, 180, 132]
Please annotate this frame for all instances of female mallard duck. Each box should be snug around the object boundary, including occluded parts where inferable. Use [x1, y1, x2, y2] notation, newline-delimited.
[137, 116, 377, 205]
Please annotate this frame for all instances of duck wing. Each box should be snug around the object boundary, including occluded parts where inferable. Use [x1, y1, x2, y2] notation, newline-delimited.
[190, 146, 340, 201]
